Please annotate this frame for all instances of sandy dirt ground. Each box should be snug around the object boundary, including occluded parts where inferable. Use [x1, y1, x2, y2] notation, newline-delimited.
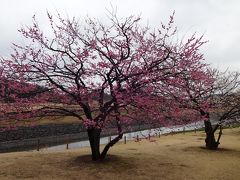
[0, 127, 239, 180]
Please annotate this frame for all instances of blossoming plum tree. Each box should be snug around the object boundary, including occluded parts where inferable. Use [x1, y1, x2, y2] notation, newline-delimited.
[204, 71, 240, 149]
[0, 12, 209, 160]
[160, 59, 240, 149]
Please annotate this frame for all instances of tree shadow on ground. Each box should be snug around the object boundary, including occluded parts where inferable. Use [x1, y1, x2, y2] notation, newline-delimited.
[67, 154, 136, 173]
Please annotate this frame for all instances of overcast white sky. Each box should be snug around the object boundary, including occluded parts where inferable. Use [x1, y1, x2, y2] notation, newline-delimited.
[0, 0, 240, 71]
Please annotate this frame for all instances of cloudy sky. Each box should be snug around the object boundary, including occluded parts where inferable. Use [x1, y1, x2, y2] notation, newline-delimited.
[0, 0, 240, 71]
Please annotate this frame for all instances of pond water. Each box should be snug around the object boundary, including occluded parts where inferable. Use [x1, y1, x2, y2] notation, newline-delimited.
[43, 121, 204, 151]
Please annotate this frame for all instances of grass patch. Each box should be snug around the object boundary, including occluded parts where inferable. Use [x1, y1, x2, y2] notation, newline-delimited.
[0, 128, 239, 179]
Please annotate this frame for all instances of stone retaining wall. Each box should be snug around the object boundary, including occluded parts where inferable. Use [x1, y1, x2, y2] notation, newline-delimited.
[0, 124, 85, 142]
[0, 124, 155, 152]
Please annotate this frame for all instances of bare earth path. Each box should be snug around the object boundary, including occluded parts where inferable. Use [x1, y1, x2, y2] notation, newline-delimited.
[0, 127, 239, 180]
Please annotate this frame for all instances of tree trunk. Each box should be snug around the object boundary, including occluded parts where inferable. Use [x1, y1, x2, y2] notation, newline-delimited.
[100, 133, 123, 160]
[204, 120, 219, 150]
[87, 128, 123, 161]
[87, 128, 101, 161]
